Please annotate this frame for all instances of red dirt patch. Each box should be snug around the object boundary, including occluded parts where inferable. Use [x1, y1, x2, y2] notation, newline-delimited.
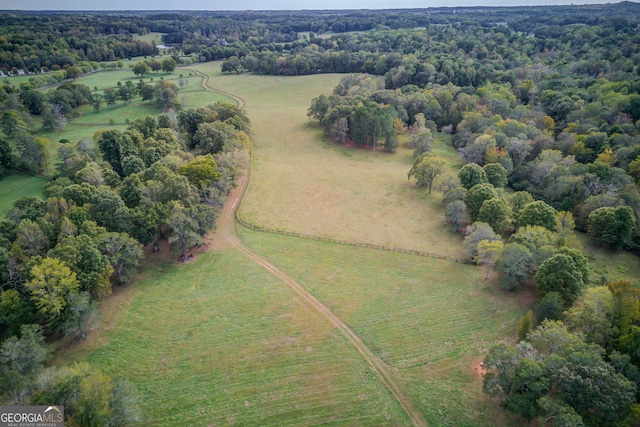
[472, 357, 488, 380]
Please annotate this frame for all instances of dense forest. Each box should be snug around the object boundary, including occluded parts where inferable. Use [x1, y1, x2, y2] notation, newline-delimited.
[0, 58, 249, 421]
[301, 5, 640, 425]
[1, 4, 640, 425]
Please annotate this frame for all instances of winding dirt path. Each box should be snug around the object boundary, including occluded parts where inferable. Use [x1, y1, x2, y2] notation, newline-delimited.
[185, 67, 246, 108]
[205, 86, 428, 425]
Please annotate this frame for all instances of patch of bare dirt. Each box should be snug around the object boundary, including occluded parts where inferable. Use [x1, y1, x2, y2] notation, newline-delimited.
[472, 357, 488, 380]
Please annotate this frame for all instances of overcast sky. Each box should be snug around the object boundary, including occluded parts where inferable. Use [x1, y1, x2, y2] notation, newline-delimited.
[0, 0, 626, 11]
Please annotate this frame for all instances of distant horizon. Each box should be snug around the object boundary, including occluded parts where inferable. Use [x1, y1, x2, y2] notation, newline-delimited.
[1, 0, 633, 12]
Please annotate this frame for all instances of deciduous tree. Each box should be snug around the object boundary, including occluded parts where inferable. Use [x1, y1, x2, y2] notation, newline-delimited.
[476, 239, 503, 279]
[478, 197, 512, 234]
[518, 201, 557, 232]
[463, 221, 500, 258]
[25, 257, 80, 325]
[535, 253, 584, 306]
[497, 242, 533, 291]
[483, 162, 508, 188]
[131, 61, 150, 77]
[407, 153, 446, 193]
[167, 203, 201, 261]
[445, 200, 470, 232]
[588, 206, 636, 249]
[467, 183, 498, 222]
[95, 232, 143, 285]
[458, 163, 488, 190]
[48, 235, 113, 296]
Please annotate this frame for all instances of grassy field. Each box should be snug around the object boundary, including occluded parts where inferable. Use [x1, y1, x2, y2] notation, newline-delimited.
[133, 32, 166, 44]
[577, 233, 640, 286]
[0, 173, 47, 216]
[71, 248, 410, 426]
[238, 228, 526, 426]
[190, 63, 466, 258]
[48, 65, 640, 427]
[37, 70, 230, 146]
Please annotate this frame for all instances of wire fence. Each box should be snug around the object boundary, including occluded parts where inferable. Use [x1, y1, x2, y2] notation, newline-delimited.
[235, 213, 474, 265]
[68, 122, 128, 127]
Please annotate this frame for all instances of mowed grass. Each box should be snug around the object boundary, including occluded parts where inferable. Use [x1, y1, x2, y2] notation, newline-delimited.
[191, 62, 465, 257]
[133, 32, 165, 44]
[38, 71, 229, 145]
[238, 228, 526, 426]
[0, 173, 47, 216]
[76, 248, 410, 426]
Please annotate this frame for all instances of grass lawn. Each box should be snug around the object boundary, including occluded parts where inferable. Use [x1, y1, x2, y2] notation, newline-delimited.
[69, 248, 409, 426]
[75, 70, 200, 92]
[238, 228, 526, 426]
[191, 63, 466, 258]
[0, 173, 47, 216]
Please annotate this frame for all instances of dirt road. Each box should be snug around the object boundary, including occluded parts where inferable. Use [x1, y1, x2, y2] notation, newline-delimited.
[213, 155, 428, 426]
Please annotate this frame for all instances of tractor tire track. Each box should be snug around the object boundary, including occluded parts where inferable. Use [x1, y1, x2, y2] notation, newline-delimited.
[185, 67, 246, 108]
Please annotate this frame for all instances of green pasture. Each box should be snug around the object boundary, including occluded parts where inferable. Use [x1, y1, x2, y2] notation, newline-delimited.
[133, 32, 166, 44]
[577, 233, 640, 285]
[2, 74, 47, 87]
[0, 173, 47, 217]
[37, 71, 228, 146]
[76, 69, 199, 91]
[238, 228, 525, 426]
[191, 63, 466, 257]
[76, 248, 409, 426]
[46, 66, 638, 427]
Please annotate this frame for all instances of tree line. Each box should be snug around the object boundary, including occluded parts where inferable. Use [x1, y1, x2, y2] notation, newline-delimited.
[2, 4, 638, 75]
[0, 103, 249, 420]
[314, 34, 640, 421]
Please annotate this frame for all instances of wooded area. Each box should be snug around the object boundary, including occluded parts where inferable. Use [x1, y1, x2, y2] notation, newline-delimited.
[1, 4, 640, 425]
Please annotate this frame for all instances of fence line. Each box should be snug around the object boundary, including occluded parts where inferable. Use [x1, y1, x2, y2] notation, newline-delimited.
[68, 122, 128, 127]
[235, 213, 474, 265]
[231, 126, 472, 265]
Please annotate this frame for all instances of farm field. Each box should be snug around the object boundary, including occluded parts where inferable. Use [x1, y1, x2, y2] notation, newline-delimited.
[73, 248, 410, 426]
[52, 66, 525, 425]
[190, 62, 466, 258]
[53, 65, 640, 427]
[0, 173, 47, 216]
[237, 228, 526, 426]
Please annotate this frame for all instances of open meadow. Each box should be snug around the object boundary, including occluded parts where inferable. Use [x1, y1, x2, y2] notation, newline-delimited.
[50, 65, 527, 425]
[0, 173, 47, 216]
[50, 63, 639, 427]
[190, 62, 466, 258]
[68, 248, 411, 426]
[35, 69, 230, 150]
[3, 8, 640, 426]
[237, 228, 526, 426]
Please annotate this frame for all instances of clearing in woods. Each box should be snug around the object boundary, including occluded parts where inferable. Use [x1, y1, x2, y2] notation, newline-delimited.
[63, 63, 527, 425]
[35, 69, 231, 153]
[0, 172, 47, 216]
[190, 62, 466, 258]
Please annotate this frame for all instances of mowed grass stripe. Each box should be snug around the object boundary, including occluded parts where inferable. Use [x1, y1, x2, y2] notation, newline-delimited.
[237, 229, 522, 367]
[85, 249, 410, 426]
[237, 228, 526, 425]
